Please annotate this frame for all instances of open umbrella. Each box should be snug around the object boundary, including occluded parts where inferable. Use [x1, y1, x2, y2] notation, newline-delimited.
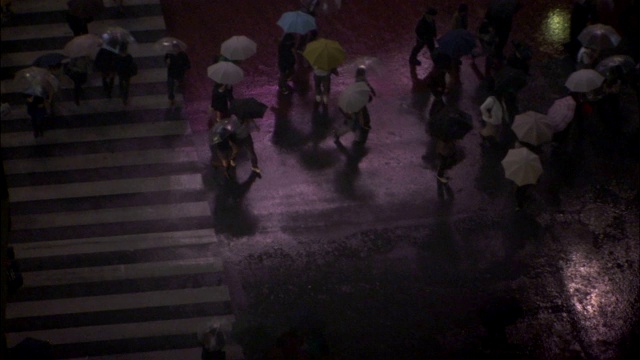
[207, 61, 244, 85]
[345, 56, 383, 76]
[437, 29, 477, 58]
[101, 27, 135, 53]
[501, 147, 543, 186]
[230, 98, 268, 119]
[578, 24, 620, 50]
[428, 107, 473, 141]
[511, 111, 553, 146]
[13, 67, 59, 97]
[67, 0, 105, 18]
[565, 69, 604, 92]
[277, 10, 317, 34]
[338, 82, 371, 113]
[32, 53, 67, 68]
[303, 38, 345, 71]
[154, 37, 187, 54]
[546, 96, 576, 133]
[220, 35, 257, 61]
[64, 34, 102, 58]
[595, 55, 636, 79]
[494, 66, 527, 93]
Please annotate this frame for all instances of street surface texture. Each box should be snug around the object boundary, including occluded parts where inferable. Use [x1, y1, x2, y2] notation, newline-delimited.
[158, 0, 640, 359]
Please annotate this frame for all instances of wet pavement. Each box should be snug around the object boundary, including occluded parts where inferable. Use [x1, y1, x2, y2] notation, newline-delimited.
[159, 0, 639, 359]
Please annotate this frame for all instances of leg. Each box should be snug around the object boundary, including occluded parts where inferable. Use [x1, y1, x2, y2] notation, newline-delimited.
[409, 39, 426, 65]
[313, 74, 322, 102]
[167, 76, 176, 101]
[321, 76, 330, 104]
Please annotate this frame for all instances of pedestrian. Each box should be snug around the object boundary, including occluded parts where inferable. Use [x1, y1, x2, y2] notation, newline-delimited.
[479, 92, 509, 145]
[210, 83, 234, 122]
[277, 33, 297, 94]
[409, 7, 438, 66]
[66, 11, 92, 36]
[565, 0, 597, 59]
[313, 65, 338, 108]
[451, 3, 469, 30]
[227, 115, 262, 177]
[576, 46, 599, 70]
[506, 41, 532, 75]
[485, 0, 521, 58]
[209, 117, 239, 180]
[65, 56, 91, 105]
[115, 42, 137, 105]
[25, 93, 48, 138]
[473, 17, 499, 79]
[165, 43, 191, 106]
[94, 47, 118, 98]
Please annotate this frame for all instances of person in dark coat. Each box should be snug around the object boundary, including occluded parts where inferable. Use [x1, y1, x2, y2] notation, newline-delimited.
[65, 56, 91, 105]
[66, 12, 92, 36]
[115, 43, 137, 105]
[506, 41, 532, 75]
[277, 33, 297, 94]
[485, 0, 522, 58]
[565, 0, 597, 59]
[94, 47, 118, 98]
[165, 44, 191, 105]
[210, 83, 234, 122]
[409, 7, 438, 66]
[26, 93, 47, 138]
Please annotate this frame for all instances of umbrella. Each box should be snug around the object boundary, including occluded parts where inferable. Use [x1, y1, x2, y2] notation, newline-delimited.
[565, 69, 604, 92]
[428, 107, 473, 141]
[67, 0, 105, 18]
[578, 24, 621, 50]
[303, 38, 345, 71]
[230, 98, 268, 119]
[345, 56, 383, 77]
[220, 35, 257, 61]
[277, 10, 317, 34]
[32, 53, 67, 68]
[13, 67, 59, 97]
[207, 61, 244, 85]
[511, 111, 554, 146]
[546, 96, 576, 133]
[501, 147, 543, 186]
[338, 82, 371, 113]
[154, 37, 187, 54]
[431, 51, 452, 70]
[437, 29, 477, 58]
[595, 55, 636, 79]
[494, 66, 527, 93]
[101, 27, 136, 53]
[63, 34, 102, 58]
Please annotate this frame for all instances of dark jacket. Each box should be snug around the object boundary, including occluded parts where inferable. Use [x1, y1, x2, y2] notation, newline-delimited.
[165, 51, 191, 79]
[277, 39, 296, 73]
[415, 16, 437, 41]
[211, 83, 234, 114]
[94, 48, 118, 73]
[116, 54, 137, 78]
[26, 95, 46, 117]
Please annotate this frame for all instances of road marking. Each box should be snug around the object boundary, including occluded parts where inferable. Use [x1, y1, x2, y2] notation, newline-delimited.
[2, 43, 159, 67]
[11, 0, 161, 14]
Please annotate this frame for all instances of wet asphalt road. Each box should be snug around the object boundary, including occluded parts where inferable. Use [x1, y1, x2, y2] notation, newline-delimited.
[159, 0, 639, 358]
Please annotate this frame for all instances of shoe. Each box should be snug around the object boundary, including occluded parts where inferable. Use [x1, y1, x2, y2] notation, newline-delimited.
[251, 167, 262, 178]
[280, 87, 290, 95]
[229, 159, 236, 167]
[437, 175, 448, 183]
[315, 95, 322, 103]
[322, 95, 328, 105]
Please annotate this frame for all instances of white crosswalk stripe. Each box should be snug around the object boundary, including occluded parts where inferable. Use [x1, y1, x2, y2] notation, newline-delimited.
[2, 1, 240, 357]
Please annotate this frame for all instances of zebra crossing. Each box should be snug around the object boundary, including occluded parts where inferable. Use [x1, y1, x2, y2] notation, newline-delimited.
[2, 1, 242, 358]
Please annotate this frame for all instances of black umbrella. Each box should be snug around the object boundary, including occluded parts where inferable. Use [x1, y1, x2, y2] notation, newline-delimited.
[437, 29, 477, 58]
[10, 337, 53, 360]
[494, 66, 527, 94]
[230, 98, 268, 119]
[429, 107, 473, 141]
[32, 53, 67, 68]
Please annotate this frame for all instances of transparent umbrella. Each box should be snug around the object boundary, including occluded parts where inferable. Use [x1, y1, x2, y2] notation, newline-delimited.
[511, 111, 553, 146]
[578, 24, 621, 50]
[13, 66, 59, 97]
[101, 27, 136, 53]
[154, 37, 187, 54]
[64, 34, 103, 58]
[207, 61, 244, 85]
[565, 69, 604, 92]
[595, 55, 636, 79]
[501, 147, 543, 186]
[220, 35, 257, 61]
[338, 82, 371, 113]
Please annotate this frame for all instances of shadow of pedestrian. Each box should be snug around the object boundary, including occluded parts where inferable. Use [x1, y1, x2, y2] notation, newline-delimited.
[212, 171, 260, 237]
[271, 93, 309, 150]
[292, 62, 312, 97]
[410, 64, 433, 122]
[298, 110, 340, 170]
[333, 141, 370, 200]
[474, 144, 510, 197]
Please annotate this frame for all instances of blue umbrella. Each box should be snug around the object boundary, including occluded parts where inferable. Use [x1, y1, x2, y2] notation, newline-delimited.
[277, 11, 316, 34]
[32, 53, 67, 68]
[437, 29, 477, 58]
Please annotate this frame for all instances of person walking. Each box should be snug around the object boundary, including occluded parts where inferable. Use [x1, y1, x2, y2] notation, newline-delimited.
[485, 0, 521, 58]
[227, 115, 262, 177]
[209, 117, 238, 180]
[25, 93, 48, 138]
[210, 83, 234, 122]
[313, 66, 338, 109]
[479, 92, 509, 145]
[165, 43, 191, 106]
[65, 56, 91, 105]
[115, 43, 137, 105]
[94, 47, 118, 98]
[334, 106, 371, 146]
[409, 7, 438, 66]
[277, 33, 297, 94]
[451, 3, 469, 30]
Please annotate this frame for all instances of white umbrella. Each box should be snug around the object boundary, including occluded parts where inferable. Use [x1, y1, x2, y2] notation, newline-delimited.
[154, 37, 187, 54]
[578, 24, 621, 50]
[546, 96, 576, 132]
[501, 147, 543, 186]
[207, 61, 244, 85]
[511, 111, 554, 145]
[565, 69, 604, 93]
[338, 82, 371, 113]
[13, 66, 59, 97]
[64, 34, 103, 59]
[220, 35, 257, 61]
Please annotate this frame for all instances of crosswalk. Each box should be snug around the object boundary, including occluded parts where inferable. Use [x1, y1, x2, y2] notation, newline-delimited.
[1, 1, 241, 358]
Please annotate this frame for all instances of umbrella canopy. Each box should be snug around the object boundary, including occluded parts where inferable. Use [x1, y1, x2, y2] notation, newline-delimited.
[230, 98, 268, 119]
[303, 38, 345, 71]
[338, 82, 371, 113]
[32, 53, 67, 68]
[494, 66, 528, 93]
[501, 147, 543, 186]
[220, 35, 257, 61]
[437, 29, 477, 58]
[346, 56, 383, 76]
[101, 27, 136, 53]
[67, 0, 105, 18]
[207, 61, 244, 85]
[565, 69, 604, 92]
[546, 96, 576, 133]
[595, 55, 636, 79]
[64, 34, 102, 58]
[428, 107, 473, 141]
[13, 66, 59, 97]
[210, 119, 234, 145]
[578, 24, 621, 50]
[154, 37, 187, 54]
[277, 10, 317, 34]
[511, 111, 553, 146]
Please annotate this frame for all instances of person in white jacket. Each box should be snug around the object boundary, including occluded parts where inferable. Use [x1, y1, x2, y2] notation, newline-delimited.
[479, 93, 509, 143]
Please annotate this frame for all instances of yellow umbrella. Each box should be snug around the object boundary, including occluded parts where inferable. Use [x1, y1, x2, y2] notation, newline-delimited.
[302, 38, 345, 71]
